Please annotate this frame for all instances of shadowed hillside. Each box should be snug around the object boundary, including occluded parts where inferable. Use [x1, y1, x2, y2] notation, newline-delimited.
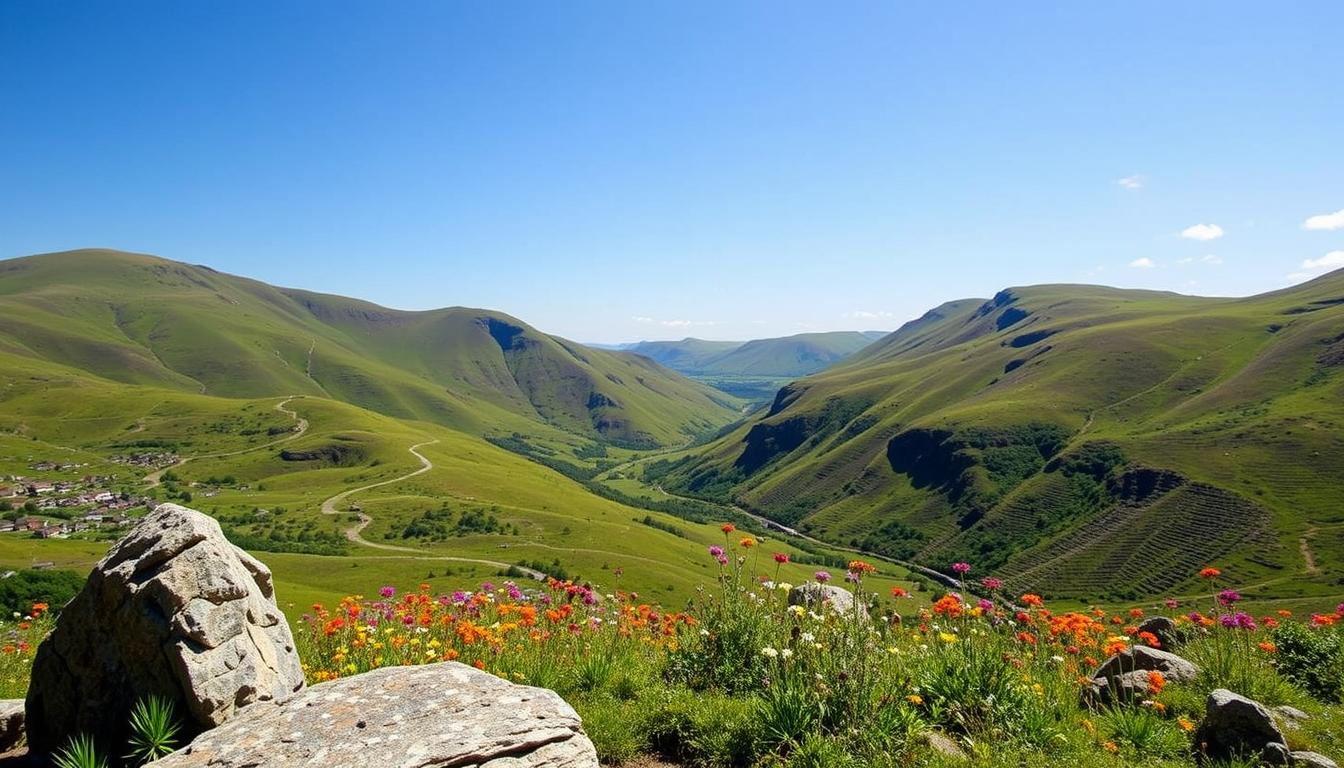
[650, 273, 1344, 603]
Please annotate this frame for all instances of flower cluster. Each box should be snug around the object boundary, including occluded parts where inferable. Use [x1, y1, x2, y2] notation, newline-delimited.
[299, 579, 694, 684]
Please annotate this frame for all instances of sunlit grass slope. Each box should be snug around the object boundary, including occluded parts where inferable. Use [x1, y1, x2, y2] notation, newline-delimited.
[654, 272, 1344, 607]
[0, 249, 739, 447]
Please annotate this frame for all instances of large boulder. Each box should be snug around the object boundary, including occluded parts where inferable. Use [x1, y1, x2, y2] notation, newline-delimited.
[1195, 689, 1287, 763]
[25, 504, 305, 753]
[788, 583, 867, 618]
[153, 662, 599, 768]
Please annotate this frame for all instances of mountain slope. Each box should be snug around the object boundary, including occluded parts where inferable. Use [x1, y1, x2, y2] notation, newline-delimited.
[629, 331, 879, 378]
[651, 273, 1344, 603]
[0, 249, 739, 447]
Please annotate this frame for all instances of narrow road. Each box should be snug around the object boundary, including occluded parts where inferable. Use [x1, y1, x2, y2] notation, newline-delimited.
[315, 439, 546, 580]
[143, 396, 309, 487]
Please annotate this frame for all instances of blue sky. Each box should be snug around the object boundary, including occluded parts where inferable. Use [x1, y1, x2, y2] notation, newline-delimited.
[2, 2, 1342, 342]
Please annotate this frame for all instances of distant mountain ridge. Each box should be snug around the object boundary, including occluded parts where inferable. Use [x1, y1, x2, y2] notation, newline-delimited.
[651, 271, 1344, 604]
[627, 331, 884, 378]
[0, 249, 740, 448]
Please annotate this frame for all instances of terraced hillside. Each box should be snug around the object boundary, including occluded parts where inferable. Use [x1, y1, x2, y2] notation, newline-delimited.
[650, 273, 1344, 604]
[0, 249, 740, 447]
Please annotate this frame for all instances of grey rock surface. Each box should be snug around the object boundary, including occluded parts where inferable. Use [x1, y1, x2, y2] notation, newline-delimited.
[25, 504, 305, 753]
[787, 583, 867, 618]
[0, 699, 23, 753]
[154, 662, 599, 768]
[1195, 689, 1287, 763]
[1291, 752, 1339, 768]
[1092, 645, 1199, 683]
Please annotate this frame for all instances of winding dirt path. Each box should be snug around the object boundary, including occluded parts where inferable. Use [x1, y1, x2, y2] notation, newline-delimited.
[1300, 527, 1321, 575]
[316, 439, 545, 579]
[143, 396, 309, 487]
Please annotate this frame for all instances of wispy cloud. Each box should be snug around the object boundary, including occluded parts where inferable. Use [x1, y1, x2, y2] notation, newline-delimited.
[1180, 223, 1224, 241]
[631, 316, 720, 328]
[1129, 257, 1156, 269]
[1287, 250, 1344, 282]
[1303, 208, 1344, 231]
[843, 310, 897, 320]
[1180, 254, 1223, 266]
[1116, 174, 1144, 190]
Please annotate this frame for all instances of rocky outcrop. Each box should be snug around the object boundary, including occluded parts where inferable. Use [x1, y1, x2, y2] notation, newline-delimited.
[788, 583, 867, 618]
[153, 662, 599, 768]
[1195, 689, 1287, 763]
[0, 699, 23, 753]
[25, 504, 305, 753]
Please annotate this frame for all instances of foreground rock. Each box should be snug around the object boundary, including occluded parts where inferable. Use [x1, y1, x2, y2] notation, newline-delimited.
[1195, 689, 1287, 763]
[788, 583, 868, 618]
[154, 662, 599, 768]
[1135, 615, 1181, 648]
[1093, 646, 1199, 682]
[1083, 645, 1199, 706]
[0, 700, 22, 753]
[25, 504, 305, 753]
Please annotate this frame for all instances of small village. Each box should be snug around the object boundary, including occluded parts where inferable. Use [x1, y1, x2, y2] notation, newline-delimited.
[0, 461, 152, 540]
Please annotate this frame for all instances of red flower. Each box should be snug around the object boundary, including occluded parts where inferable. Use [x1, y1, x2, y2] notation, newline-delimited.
[773, 553, 790, 564]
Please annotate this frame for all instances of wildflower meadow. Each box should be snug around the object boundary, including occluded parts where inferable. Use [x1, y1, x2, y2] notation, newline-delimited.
[298, 526, 1344, 767]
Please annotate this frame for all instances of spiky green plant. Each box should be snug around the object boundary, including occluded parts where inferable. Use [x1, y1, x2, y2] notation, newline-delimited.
[52, 734, 107, 768]
[125, 695, 181, 765]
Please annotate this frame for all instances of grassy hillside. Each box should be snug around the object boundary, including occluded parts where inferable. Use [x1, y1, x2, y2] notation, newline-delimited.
[651, 272, 1344, 606]
[0, 249, 740, 447]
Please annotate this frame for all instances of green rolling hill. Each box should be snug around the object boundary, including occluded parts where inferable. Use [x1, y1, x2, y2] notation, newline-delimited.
[0, 249, 740, 448]
[647, 273, 1344, 605]
[0, 249, 919, 613]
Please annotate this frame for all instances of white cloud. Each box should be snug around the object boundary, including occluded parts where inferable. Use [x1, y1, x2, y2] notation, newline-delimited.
[1116, 175, 1144, 190]
[1303, 209, 1344, 231]
[1180, 223, 1224, 241]
[1129, 257, 1156, 269]
[1300, 250, 1344, 272]
[1176, 257, 1194, 265]
[1202, 254, 1223, 265]
[843, 310, 897, 320]
[631, 316, 654, 324]
[1286, 250, 1344, 282]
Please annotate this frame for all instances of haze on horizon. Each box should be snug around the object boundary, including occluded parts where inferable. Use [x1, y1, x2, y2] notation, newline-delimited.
[2, 3, 1342, 343]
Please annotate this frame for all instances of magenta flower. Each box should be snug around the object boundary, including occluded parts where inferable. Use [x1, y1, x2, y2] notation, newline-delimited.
[708, 545, 724, 558]
[379, 585, 396, 599]
[951, 562, 971, 575]
[716, 555, 729, 566]
[480, 581, 495, 592]
[1217, 589, 1242, 607]
[1219, 612, 1257, 630]
[1336, 603, 1344, 615]
[814, 570, 832, 583]
[1164, 598, 1180, 609]
[981, 577, 1003, 590]
[506, 582, 523, 600]
[977, 598, 994, 612]
[450, 590, 469, 604]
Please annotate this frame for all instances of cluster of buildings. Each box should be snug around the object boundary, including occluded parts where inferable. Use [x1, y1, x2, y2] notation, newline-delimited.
[108, 451, 180, 469]
[0, 464, 149, 539]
